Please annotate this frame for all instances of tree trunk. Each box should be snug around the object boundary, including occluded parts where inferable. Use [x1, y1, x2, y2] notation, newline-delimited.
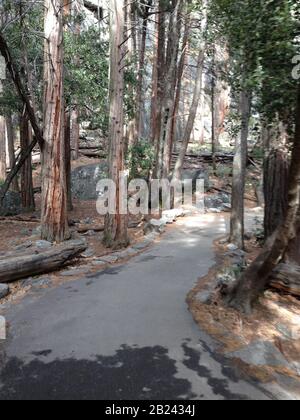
[264, 149, 289, 239]
[225, 85, 300, 314]
[71, 106, 80, 160]
[6, 114, 19, 192]
[153, 0, 166, 177]
[0, 114, 6, 182]
[65, 109, 73, 211]
[172, 48, 205, 181]
[160, 0, 183, 179]
[211, 76, 217, 174]
[20, 110, 35, 212]
[104, 0, 129, 249]
[134, 2, 152, 143]
[230, 89, 251, 249]
[166, 12, 190, 173]
[41, 0, 70, 242]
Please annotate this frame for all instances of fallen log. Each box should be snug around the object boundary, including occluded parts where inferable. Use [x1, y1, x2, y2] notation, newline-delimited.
[0, 216, 40, 223]
[0, 240, 87, 283]
[79, 149, 107, 158]
[77, 224, 105, 234]
[269, 263, 300, 298]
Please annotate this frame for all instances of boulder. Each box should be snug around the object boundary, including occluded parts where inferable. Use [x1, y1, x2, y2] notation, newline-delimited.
[71, 163, 108, 201]
[181, 169, 210, 191]
[0, 191, 22, 216]
[0, 283, 9, 299]
[144, 219, 167, 235]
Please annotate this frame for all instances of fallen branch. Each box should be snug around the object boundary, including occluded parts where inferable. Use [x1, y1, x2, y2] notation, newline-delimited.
[0, 240, 87, 283]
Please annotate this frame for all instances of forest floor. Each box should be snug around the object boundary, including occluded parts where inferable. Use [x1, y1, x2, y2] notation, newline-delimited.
[187, 214, 300, 397]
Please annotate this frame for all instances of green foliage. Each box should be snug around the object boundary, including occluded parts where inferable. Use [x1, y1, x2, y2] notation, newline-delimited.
[210, 0, 300, 126]
[127, 140, 155, 180]
[64, 27, 109, 133]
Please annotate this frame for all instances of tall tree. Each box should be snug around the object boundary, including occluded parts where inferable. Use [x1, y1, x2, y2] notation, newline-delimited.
[229, 87, 251, 249]
[104, 0, 129, 249]
[41, 0, 70, 242]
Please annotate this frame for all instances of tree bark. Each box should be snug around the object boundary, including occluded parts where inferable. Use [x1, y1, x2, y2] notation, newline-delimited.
[41, 0, 70, 242]
[160, 0, 183, 178]
[104, 0, 129, 249]
[0, 114, 6, 182]
[153, 0, 166, 176]
[134, 1, 152, 143]
[166, 11, 190, 173]
[6, 114, 19, 192]
[230, 89, 251, 249]
[264, 149, 289, 238]
[65, 109, 73, 211]
[172, 48, 205, 181]
[20, 110, 35, 212]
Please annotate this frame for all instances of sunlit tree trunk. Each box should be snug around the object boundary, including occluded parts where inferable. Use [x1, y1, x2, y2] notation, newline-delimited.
[230, 88, 251, 249]
[104, 0, 129, 249]
[172, 48, 205, 181]
[41, 0, 70, 242]
[6, 114, 19, 192]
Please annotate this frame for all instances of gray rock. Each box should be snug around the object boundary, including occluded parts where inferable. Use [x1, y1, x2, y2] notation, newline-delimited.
[81, 248, 95, 258]
[181, 169, 210, 191]
[112, 248, 137, 260]
[216, 272, 236, 287]
[162, 209, 183, 221]
[204, 192, 231, 211]
[35, 240, 52, 250]
[60, 268, 89, 277]
[228, 340, 290, 368]
[22, 277, 52, 288]
[148, 219, 167, 234]
[98, 255, 119, 264]
[71, 163, 108, 201]
[195, 290, 212, 305]
[91, 260, 107, 267]
[208, 208, 222, 214]
[226, 243, 239, 251]
[132, 239, 152, 250]
[0, 191, 22, 216]
[0, 284, 9, 299]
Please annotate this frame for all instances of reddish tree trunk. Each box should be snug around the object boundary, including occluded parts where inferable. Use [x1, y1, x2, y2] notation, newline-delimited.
[104, 0, 129, 249]
[41, 0, 70, 242]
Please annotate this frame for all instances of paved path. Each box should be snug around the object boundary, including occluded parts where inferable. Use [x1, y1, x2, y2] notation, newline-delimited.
[0, 214, 278, 400]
